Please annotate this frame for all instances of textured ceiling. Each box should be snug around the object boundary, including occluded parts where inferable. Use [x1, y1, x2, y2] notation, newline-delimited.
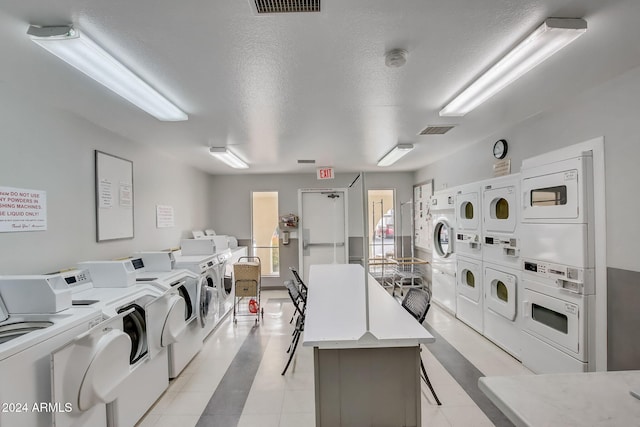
[1, 0, 639, 174]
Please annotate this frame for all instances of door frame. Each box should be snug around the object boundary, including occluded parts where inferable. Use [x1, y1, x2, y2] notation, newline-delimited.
[298, 188, 349, 281]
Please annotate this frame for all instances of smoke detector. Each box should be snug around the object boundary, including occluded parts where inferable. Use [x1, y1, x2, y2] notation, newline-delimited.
[385, 49, 408, 68]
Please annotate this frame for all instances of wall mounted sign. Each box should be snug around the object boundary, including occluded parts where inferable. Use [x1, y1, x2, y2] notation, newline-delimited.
[317, 167, 334, 180]
[156, 205, 175, 228]
[493, 159, 511, 177]
[0, 186, 47, 232]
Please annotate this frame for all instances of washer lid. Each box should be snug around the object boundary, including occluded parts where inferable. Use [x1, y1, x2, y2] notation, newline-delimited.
[0, 295, 9, 322]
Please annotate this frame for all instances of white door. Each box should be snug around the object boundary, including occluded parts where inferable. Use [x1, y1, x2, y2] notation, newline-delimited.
[483, 184, 518, 235]
[521, 156, 590, 223]
[51, 312, 131, 427]
[457, 258, 482, 303]
[522, 287, 582, 355]
[299, 189, 349, 281]
[484, 266, 518, 321]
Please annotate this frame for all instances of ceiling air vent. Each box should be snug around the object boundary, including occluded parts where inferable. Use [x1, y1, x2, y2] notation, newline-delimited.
[254, 0, 320, 14]
[297, 159, 316, 164]
[418, 125, 456, 135]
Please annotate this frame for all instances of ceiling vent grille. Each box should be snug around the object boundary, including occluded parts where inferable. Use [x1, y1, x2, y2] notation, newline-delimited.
[254, 0, 320, 13]
[418, 125, 456, 135]
[297, 159, 316, 164]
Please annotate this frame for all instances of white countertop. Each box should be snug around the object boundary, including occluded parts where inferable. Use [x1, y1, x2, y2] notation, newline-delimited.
[479, 370, 640, 426]
[302, 264, 434, 349]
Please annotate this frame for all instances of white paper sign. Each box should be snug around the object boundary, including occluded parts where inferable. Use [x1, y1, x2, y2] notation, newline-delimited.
[156, 205, 175, 228]
[0, 186, 47, 232]
[99, 179, 113, 208]
[119, 183, 132, 207]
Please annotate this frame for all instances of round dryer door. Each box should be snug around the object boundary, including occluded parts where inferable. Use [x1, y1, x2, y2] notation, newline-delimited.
[198, 276, 210, 328]
[434, 219, 453, 257]
[117, 304, 148, 364]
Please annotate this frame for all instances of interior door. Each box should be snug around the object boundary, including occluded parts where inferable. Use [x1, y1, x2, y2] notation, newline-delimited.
[299, 189, 348, 281]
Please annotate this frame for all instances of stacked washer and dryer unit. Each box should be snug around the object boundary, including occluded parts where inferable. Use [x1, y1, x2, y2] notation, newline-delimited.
[519, 149, 596, 373]
[454, 182, 484, 335]
[430, 189, 457, 314]
[481, 174, 523, 360]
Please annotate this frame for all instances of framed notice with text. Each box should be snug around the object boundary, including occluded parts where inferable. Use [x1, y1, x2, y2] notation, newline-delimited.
[95, 150, 134, 241]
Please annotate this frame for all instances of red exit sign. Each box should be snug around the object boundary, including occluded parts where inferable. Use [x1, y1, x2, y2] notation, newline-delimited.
[317, 167, 334, 180]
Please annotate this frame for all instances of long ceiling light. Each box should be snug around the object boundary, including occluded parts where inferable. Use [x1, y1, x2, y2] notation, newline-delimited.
[27, 25, 188, 121]
[439, 18, 587, 117]
[209, 147, 249, 169]
[377, 144, 414, 167]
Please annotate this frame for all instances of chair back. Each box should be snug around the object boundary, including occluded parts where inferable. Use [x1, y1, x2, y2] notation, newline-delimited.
[289, 267, 308, 293]
[284, 280, 305, 315]
[401, 288, 432, 324]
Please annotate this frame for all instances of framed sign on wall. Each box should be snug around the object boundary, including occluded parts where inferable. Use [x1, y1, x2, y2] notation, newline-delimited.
[95, 150, 134, 241]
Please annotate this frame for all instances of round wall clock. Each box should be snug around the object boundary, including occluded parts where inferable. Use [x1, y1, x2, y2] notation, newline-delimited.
[493, 139, 508, 159]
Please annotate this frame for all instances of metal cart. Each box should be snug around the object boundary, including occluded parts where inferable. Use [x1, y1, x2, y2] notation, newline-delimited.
[233, 256, 263, 324]
[390, 257, 428, 296]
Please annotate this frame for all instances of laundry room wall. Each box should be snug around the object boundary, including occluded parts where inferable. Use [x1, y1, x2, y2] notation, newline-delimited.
[209, 171, 414, 287]
[414, 63, 640, 370]
[0, 93, 212, 275]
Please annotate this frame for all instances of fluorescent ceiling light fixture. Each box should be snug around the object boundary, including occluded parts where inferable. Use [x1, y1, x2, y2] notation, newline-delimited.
[439, 18, 587, 117]
[27, 25, 187, 121]
[209, 147, 249, 169]
[377, 144, 414, 167]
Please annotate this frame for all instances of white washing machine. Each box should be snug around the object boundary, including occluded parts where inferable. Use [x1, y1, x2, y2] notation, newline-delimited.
[455, 255, 483, 334]
[482, 173, 520, 268]
[129, 252, 203, 378]
[0, 275, 104, 427]
[173, 252, 222, 339]
[455, 182, 483, 260]
[430, 189, 457, 315]
[521, 258, 595, 373]
[61, 261, 187, 426]
[483, 261, 523, 360]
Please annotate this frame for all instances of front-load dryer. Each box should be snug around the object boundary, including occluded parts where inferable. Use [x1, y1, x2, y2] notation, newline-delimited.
[482, 174, 521, 268]
[131, 252, 203, 378]
[0, 275, 103, 427]
[430, 189, 457, 315]
[456, 255, 483, 334]
[483, 261, 523, 360]
[66, 262, 186, 426]
[455, 183, 483, 260]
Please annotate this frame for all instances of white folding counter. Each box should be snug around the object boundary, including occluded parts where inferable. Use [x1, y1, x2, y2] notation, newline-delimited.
[479, 370, 640, 426]
[303, 264, 434, 427]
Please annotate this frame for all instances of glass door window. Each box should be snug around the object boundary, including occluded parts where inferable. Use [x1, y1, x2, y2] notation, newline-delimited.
[251, 191, 279, 276]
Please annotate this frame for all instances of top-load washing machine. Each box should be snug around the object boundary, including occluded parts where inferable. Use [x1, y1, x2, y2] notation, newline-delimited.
[172, 251, 222, 339]
[0, 274, 103, 427]
[57, 261, 187, 426]
[519, 149, 596, 373]
[131, 252, 203, 378]
[430, 189, 457, 315]
[482, 173, 521, 268]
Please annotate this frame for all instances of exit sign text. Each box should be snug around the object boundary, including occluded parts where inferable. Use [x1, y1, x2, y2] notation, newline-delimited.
[317, 167, 334, 180]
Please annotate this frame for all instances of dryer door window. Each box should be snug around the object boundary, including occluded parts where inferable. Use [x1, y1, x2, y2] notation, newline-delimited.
[485, 268, 517, 321]
[434, 220, 452, 257]
[117, 304, 148, 364]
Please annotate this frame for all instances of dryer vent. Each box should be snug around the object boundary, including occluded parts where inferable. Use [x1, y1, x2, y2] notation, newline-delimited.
[253, 0, 320, 14]
[418, 125, 456, 135]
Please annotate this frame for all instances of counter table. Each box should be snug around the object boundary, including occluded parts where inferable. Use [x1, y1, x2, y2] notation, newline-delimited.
[303, 264, 434, 427]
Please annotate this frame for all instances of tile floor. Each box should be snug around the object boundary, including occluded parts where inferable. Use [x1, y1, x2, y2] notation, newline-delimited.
[136, 290, 532, 427]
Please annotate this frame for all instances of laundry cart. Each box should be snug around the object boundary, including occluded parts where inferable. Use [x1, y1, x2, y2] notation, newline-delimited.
[390, 257, 428, 296]
[233, 256, 263, 324]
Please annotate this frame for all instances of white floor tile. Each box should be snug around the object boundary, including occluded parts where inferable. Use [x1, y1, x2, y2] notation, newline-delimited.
[281, 389, 315, 413]
[135, 413, 161, 427]
[440, 405, 495, 427]
[238, 412, 281, 427]
[163, 391, 212, 415]
[279, 412, 316, 427]
[243, 389, 285, 414]
[153, 414, 200, 427]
